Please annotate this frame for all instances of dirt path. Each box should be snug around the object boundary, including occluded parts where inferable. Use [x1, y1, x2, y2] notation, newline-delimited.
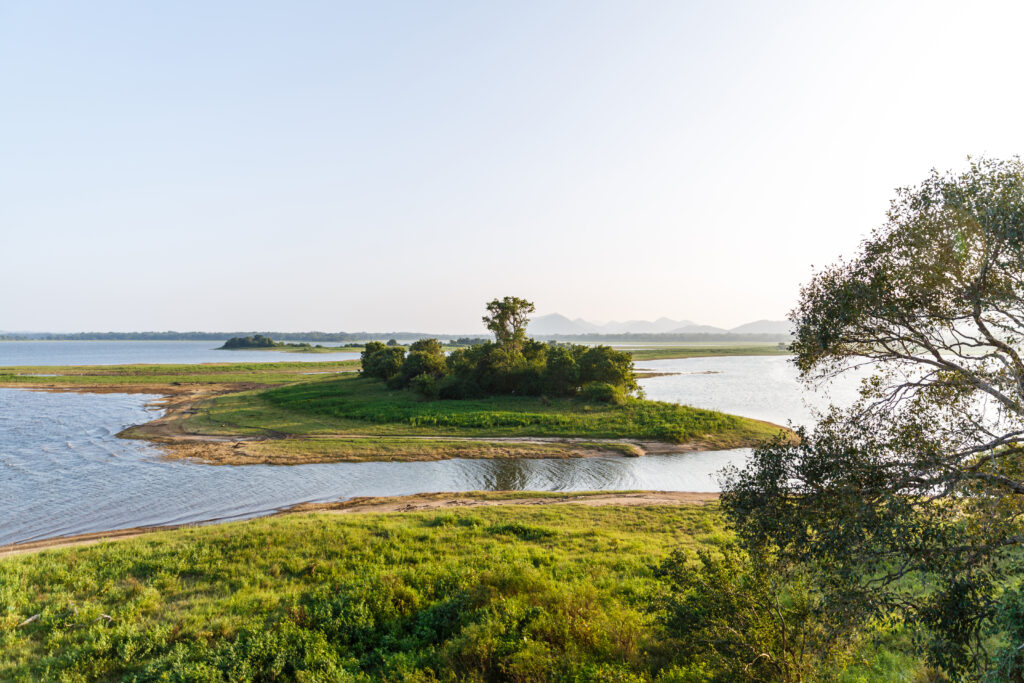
[0, 491, 718, 558]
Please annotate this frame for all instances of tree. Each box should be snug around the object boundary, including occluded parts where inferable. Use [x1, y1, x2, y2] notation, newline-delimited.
[482, 296, 535, 355]
[392, 338, 446, 391]
[723, 158, 1024, 678]
[363, 346, 405, 380]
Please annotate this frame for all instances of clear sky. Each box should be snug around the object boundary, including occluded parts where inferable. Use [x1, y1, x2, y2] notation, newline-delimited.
[3, 1, 1023, 333]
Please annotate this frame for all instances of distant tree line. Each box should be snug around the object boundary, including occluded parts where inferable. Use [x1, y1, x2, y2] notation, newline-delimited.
[0, 331, 789, 343]
[539, 332, 791, 343]
[361, 297, 639, 402]
[0, 331, 489, 342]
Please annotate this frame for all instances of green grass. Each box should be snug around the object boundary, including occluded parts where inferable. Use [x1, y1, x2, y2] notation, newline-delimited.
[0, 502, 921, 681]
[184, 375, 784, 445]
[0, 361, 360, 388]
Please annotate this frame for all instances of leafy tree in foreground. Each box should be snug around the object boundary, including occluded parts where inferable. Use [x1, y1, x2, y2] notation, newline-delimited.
[722, 158, 1024, 679]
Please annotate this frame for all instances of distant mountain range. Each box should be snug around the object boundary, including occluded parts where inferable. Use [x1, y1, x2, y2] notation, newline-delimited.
[527, 314, 791, 337]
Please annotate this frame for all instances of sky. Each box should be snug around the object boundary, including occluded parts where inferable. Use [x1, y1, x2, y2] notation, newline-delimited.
[3, 1, 1024, 333]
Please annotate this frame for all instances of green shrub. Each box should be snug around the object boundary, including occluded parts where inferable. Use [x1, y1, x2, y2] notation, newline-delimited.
[578, 382, 625, 405]
[362, 346, 405, 380]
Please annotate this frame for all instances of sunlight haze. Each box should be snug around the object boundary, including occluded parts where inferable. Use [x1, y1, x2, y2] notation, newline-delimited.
[3, 0, 1023, 332]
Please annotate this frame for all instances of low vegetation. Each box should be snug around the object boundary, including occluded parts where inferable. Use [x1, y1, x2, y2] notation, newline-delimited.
[182, 373, 782, 447]
[0, 500, 923, 681]
[0, 361, 360, 390]
[219, 335, 350, 353]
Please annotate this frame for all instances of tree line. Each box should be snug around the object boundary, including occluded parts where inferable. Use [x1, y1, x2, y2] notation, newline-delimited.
[361, 297, 638, 402]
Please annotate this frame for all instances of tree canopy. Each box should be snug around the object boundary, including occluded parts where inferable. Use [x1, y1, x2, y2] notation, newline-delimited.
[721, 158, 1024, 679]
[482, 296, 535, 355]
[359, 298, 638, 402]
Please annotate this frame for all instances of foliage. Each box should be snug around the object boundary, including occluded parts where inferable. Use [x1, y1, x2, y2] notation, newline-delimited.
[361, 299, 641, 401]
[392, 338, 446, 385]
[483, 296, 535, 354]
[219, 334, 277, 349]
[0, 503, 923, 681]
[360, 343, 405, 380]
[722, 157, 1024, 680]
[657, 543, 862, 682]
[257, 374, 770, 444]
[578, 381, 626, 405]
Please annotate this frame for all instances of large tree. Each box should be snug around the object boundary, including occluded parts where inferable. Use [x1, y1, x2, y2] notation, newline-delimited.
[723, 158, 1024, 679]
[482, 296, 535, 355]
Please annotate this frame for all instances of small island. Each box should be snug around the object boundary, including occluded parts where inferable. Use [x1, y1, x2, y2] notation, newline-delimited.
[114, 297, 792, 465]
[218, 335, 340, 353]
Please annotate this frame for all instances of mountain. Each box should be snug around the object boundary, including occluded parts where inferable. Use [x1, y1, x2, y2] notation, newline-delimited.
[527, 314, 600, 336]
[527, 314, 792, 337]
[729, 319, 792, 335]
[528, 314, 702, 336]
[669, 324, 729, 334]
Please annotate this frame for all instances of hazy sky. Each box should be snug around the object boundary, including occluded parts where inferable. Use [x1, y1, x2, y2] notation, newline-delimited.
[3, 1, 1023, 333]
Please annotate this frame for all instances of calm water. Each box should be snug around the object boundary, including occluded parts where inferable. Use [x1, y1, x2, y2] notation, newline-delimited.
[634, 355, 863, 427]
[0, 340, 359, 366]
[0, 347, 860, 545]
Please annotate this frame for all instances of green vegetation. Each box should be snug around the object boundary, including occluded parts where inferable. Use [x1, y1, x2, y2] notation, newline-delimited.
[219, 335, 348, 353]
[0, 501, 923, 681]
[717, 158, 1024, 679]
[361, 298, 640, 402]
[184, 374, 782, 446]
[0, 361, 359, 389]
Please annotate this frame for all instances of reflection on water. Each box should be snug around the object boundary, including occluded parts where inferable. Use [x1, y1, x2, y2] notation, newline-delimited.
[0, 388, 748, 545]
[0, 354, 866, 546]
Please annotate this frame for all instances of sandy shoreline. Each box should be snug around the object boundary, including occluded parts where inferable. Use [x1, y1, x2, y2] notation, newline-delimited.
[119, 388, 789, 465]
[0, 490, 719, 558]
[2, 369, 793, 466]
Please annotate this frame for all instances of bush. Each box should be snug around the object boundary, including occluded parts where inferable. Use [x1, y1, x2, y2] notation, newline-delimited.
[409, 373, 440, 400]
[657, 543, 861, 682]
[362, 345, 405, 380]
[577, 382, 625, 405]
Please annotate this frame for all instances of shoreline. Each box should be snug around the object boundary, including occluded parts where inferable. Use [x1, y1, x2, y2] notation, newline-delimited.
[0, 380, 794, 465]
[121, 388, 789, 465]
[0, 490, 719, 558]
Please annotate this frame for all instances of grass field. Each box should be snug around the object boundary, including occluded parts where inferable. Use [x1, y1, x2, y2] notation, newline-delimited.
[0, 499, 921, 681]
[0, 361, 360, 389]
[182, 375, 784, 447]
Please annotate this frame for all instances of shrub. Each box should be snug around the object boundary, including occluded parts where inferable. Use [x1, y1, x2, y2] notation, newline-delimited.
[577, 382, 625, 405]
[362, 345, 405, 380]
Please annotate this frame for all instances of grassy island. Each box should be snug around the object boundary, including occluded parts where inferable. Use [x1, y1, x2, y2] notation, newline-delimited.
[129, 372, 784, 464]
[0, 359, 785, 465]
[0, 299, 792, 466]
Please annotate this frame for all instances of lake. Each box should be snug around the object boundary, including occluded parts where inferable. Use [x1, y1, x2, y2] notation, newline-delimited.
[0, 345, 859, 545]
